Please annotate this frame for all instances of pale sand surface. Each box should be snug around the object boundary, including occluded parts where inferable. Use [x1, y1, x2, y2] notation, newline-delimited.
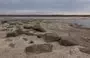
[0, 18, 90, 58]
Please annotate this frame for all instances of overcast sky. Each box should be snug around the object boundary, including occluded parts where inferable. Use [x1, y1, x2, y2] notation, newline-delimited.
[0, 0, 90, 13]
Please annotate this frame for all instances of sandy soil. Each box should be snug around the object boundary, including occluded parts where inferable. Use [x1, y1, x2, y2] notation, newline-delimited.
[0, 18, 90, 58]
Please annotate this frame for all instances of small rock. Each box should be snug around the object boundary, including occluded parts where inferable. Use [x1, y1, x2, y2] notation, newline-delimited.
[6, 27, 24, 37]
[1, 28, 7, 31]
[23, 30, 34, 35]
[9, 22, 17, 25]
[37, 35, 42, 38]
[22, 38, 28, 41]
[59, 40, 78, 46]
[9, 43, 15, 48]
[33, 23, 46, 32]
[23, 25, 33, 29]
[1, 20, 8, 24]
[15, 26, 24, 34]
[6, 32, 18, 37]
[29, 40, 34, 44]
[25, 43, 53, 54]
[79, 47, 90, 54]
[34, 32, 45, 36]
[43, 32, 61, 42]
[58, 37, 78, 46]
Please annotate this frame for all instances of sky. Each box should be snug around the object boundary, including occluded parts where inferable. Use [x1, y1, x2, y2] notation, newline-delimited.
[0, 0, 90, 13]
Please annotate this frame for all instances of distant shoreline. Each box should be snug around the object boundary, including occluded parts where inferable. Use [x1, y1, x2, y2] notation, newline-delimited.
[0, 14, 90, 17]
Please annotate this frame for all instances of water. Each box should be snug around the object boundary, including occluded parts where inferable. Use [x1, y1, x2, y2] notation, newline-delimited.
[71, 20, 90, 28]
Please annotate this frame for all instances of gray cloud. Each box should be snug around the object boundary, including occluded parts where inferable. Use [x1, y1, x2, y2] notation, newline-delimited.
[0, 0, 90, 12]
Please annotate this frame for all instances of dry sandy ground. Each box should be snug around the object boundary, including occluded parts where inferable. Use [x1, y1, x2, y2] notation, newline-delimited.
[0, 19, 90, 58]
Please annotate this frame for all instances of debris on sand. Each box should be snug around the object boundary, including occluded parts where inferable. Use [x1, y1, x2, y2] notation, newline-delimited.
[24, 43, 53, 54]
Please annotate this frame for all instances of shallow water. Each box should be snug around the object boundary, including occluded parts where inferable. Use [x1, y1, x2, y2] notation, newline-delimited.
[71, 20, 90, 28]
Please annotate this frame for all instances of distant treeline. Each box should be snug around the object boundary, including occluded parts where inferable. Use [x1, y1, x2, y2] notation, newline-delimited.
[0, 15, 90, 17]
